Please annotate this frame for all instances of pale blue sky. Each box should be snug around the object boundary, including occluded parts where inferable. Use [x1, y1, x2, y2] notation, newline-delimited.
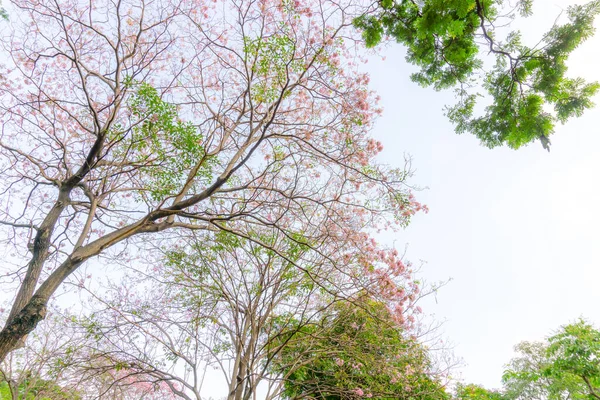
[368, 0, 600, 389]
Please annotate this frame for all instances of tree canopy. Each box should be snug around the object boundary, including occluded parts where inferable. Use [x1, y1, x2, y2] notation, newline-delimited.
[0, 0, 424, 362]
[0, 0, 598, 398]
[459, 320, 600, 400]
[355, 0, 600, 150]
[273, 298, 449, 399]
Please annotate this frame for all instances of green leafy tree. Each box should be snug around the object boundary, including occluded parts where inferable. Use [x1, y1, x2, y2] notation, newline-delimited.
[545, 320, 600, 400]
[0, 375, 80, 400]
[502, 341, 585, 400]
[272, 298, 449, 400]
[462, 319, 600, 400]
[454, 384, 505, 400]
[355, 0, 600, 150]
[502, 321, 600, 400]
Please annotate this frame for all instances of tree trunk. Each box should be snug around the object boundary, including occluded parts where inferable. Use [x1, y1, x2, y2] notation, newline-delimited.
[0, 295, 47, 362]
[7, 378, 18, 400]
[5, 192, 69, 326]
[0, 215, 142, 362]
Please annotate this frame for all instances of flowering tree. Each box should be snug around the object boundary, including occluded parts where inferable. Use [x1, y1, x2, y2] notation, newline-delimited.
[0, 312, 83, 400]
[68, 223, 426, 399]
[273, 298, 449, 400]
[0, 308, 178, 399]
[0, 0, 425, 361]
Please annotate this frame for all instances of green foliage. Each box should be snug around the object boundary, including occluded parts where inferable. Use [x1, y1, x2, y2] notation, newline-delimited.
[244, 33, 304, 103]
[355, 0, 600, 150]
[501, 341, 585, 400]
[164, 228, 317, 302]
[469, 319, 600, 400]
[117, 82, 213, 200]
[0, 1, 6, 20]
[272, 299, 448, 400]
[0, 381, 10, 399]
[455, 384, 505, 400]
[0, 374, 81, 400]
[545, 320, 600, 399]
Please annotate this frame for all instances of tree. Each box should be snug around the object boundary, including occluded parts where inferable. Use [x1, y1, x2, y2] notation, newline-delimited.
[272, 298, 449, 400]
[502, 320, 600, 400]
[501, 341, 582, 400]
[545, 320, 600, 400]
[355, 0, 600, 150]
[67, 223, 425, 399]
[458, 319, 600, 400]
[454, 384, 504, 400]
[0, 312, 83, 400]
[0, 307, 177, 399]
[0, 0, 424, 361]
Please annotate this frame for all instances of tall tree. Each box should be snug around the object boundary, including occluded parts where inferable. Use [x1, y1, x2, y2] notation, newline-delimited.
[0, 0, 424, 361]
[355, 0, 600, 150]
[458, 319, 600, 400]
[545, 320, 600, 400]
[502, 321, 600, 400]
[68, 224, 424, 399]
[501, 341, 584, 400]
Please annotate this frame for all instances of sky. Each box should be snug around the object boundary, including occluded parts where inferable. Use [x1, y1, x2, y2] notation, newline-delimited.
[367, 0, 600, 389]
